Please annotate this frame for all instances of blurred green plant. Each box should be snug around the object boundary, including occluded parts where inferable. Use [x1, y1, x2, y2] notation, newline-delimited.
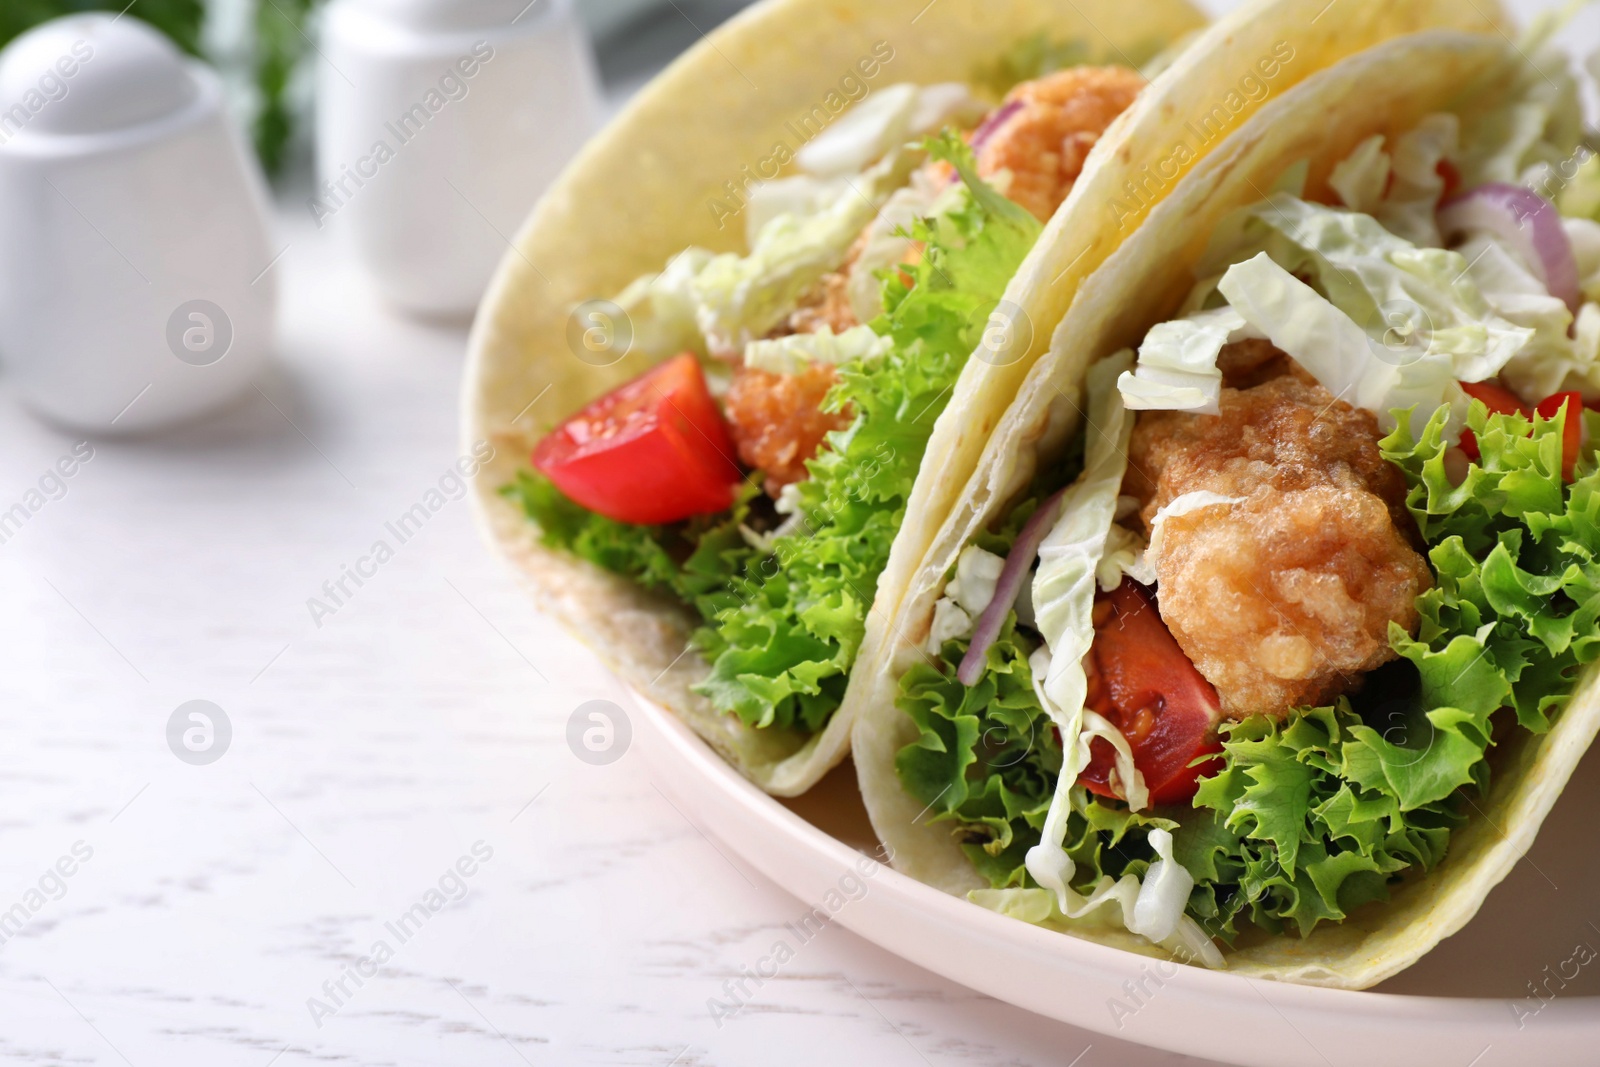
[1, 1, 205, 57]
[0, 0, 320, 177]
[253, 0, 318, 174]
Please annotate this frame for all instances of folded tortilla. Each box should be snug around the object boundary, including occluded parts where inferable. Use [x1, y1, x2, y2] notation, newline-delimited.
[463, 0, 1499, 797]
[852, 19, 1600, 989]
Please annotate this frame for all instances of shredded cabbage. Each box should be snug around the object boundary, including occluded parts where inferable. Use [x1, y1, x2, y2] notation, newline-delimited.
[743, 324, 891, 375]
[1023, 351, 1151, 906]
[613, 248, 715, 360]
[1118, 307, 1260, 415]
[1128, 193, 1535, 433]
[693, 148, 920, 355]
[1217, 253, 1466, 436]
[973, 828, 1223, 966]
[794, 82, 984, 178]
[1097, 522, 1154, 592]
[1328, 116, 1460, 248]
[1456, 12, 1584, 193]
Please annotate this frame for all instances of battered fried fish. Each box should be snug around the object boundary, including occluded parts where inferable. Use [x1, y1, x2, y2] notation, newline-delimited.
[1126, 363, 1431, 719]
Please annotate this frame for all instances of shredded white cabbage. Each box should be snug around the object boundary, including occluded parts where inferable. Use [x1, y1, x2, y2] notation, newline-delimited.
[692, 147, 919, 355]
[920, 544, 1008, 655]
[1134, 828, 1197, 944]
[1022, 352, 1156, 918]
[1327, 134, 1390, 216]
[924, 598, 974, 655]
[1118, 306, 1261, 415]
[743, 175, 857, 246]
[613, 248, 716, 360]
[1457, 15, 1584, 192]
[1097, 523, 1154, 592]
[947, 545, 1007, 618]
[1325, 116, 1461, 248]
[1218, 252, 1475, 436]
[743, 324, 891, 375]
[971, 827, 1224, 969]
[1124, 193, 1534, 434]
[794, 82, 984, 179]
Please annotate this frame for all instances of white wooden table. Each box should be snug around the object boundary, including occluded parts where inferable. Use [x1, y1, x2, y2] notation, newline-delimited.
[0, 1, 1585, 1062]
[0, 166, 1237, 1067]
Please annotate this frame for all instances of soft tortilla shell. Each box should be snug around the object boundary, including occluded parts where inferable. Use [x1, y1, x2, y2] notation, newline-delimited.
[461, 0, 1207, 795]
[854, 27, 1591, 990]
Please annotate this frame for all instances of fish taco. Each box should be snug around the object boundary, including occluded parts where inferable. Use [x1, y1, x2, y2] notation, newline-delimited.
[464, 0, 1499, 796]
[854, 7, 1598, 988]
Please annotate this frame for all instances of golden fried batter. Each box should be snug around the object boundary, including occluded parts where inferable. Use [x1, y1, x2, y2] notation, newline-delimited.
[970, 66, 1146, 222]
[789, 260, 862, 336]
[724, 363, 851, 494]
[1127, 373, 1431, 719]
[736, 69, 1144, 494]
[1216, 338, 1316, 390]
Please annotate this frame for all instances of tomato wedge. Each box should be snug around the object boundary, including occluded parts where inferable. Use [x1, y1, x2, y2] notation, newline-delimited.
[532, 354, 743, 525]
[1081, 580, 1223, 806]
[1458, 380, 1531, 462]
[1536, 391, 1583, 482]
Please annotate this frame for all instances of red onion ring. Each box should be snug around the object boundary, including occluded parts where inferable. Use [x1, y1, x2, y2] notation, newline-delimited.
[968, 98, 1024, 155]
[957, 487, 1067, 686]
[1438, 182, 1581, 314]
[944, 99, 1025, 188]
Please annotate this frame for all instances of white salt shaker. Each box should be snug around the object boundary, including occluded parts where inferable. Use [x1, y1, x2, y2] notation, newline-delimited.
[0, 15, 278, 434]
[317, 0, 602, 317]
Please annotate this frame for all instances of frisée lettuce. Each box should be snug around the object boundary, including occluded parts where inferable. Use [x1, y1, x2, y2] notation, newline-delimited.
[896, 395, 1600, 951]
[694, 134, 1043, 731]
[513, 131, 1042, 739]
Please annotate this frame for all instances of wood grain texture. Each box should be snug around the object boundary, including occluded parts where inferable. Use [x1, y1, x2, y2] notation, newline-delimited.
[0, 204, 1223, 1065]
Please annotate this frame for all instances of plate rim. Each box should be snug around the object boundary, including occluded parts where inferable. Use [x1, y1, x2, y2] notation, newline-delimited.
[630, 688, 1600, 1065]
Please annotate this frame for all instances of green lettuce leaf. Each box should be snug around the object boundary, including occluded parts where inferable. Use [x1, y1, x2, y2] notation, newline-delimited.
[896, 617, 1175, 892]
[510, 135, 1041, 737]
[692, 147, 922, 355]
[693, 133, 1043, 731]
[500, 472, 757, 626]
[901, 395, 1600, 945]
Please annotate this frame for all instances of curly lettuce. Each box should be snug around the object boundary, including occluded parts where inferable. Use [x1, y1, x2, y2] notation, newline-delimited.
[897, 398, 1600, 945]
[501, 473, 757, 627]
[895, 475, 1169, 895]
[514, 135, 1042, 737]
[692, 134, 1042, 731]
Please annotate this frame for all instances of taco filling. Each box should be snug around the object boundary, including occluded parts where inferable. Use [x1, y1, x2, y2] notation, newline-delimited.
[894, 24, 1600, 962]
[505, 60, 1152, 740]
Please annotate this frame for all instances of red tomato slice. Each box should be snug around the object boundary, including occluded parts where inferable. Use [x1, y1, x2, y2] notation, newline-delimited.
[532, 354, 743, 525]
[1081, 580, 1223, 806]
[1535, 391, 1583, 482]
[1457, 381, 1584, 481]
[1458, 380, 1531, 462]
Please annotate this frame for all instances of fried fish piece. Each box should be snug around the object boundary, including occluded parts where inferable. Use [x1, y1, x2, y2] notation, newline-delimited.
[1126, 370, 1431, 719]
[973, 66, 1147, 222]
[724, 363, 851, 494]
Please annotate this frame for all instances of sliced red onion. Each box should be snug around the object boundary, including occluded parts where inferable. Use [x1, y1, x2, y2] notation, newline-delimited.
[1438, 183, 1581, 314]
[967, 98, 1024, 155]
[957, 488, 1067, 686]
[944, 99, 1025, 188]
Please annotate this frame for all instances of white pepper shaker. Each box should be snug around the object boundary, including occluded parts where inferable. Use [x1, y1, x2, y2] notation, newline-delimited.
[0, 14, 278, 433]
[317, 0, 602, 317]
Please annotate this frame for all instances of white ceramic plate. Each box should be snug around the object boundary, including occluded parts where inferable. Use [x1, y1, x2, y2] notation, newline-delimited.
[632, 689, 1600, 1067]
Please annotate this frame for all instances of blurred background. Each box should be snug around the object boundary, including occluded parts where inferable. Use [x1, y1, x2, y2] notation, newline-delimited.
[2, 0, 759, 175]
